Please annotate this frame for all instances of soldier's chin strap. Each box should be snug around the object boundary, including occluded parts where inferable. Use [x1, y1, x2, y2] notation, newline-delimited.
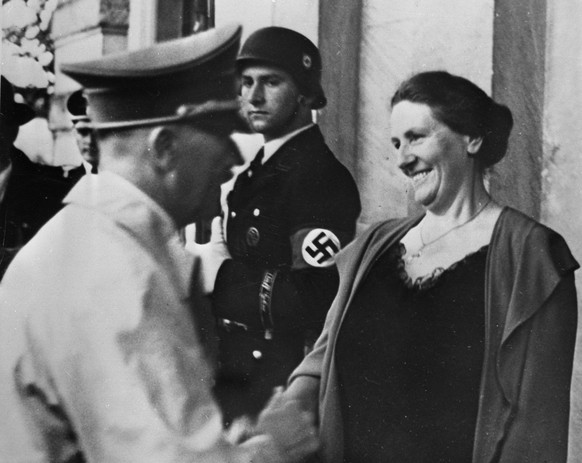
[259, 270, 277, 340]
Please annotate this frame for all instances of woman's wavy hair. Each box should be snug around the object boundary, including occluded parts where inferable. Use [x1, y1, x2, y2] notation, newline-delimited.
[390, 71, 513, 168]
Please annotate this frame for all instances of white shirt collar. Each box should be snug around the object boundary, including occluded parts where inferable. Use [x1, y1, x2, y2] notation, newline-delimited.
[82, 160, 94, 175]
[262, 123, 315, 164]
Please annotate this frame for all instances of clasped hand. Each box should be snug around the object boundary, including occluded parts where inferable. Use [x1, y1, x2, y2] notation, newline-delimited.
[227, 387, 319, 462]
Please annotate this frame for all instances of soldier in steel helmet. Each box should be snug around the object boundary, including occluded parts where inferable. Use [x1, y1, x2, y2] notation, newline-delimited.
[0, 25, 318, 463]
[67, 89, 100, 174]
[196, 26, 361, 425]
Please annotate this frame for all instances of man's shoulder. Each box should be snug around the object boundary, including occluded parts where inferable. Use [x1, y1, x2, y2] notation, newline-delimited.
[277, 127, 348, 173]
[495, 207, 579, 274]
[285, 125, 328, 155]
[6, 206, 165, 294]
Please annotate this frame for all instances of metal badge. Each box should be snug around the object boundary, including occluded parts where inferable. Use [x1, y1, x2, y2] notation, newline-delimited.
[246, 226, 260, 246]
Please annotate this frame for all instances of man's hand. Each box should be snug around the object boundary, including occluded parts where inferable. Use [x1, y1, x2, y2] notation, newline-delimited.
[185, 216, 231, 294]
[254, 387, 319, 462]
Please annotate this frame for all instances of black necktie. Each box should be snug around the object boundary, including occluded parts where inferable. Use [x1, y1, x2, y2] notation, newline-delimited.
[231, 147, 264, 200]
[91, 164, 98, 174]
[247, 147, 264, 179]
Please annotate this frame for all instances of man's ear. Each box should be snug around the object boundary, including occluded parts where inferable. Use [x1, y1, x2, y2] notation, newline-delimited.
[147, 126, 178, 171]
[297, 93, 315, 108]
[466, 135, 483, 155]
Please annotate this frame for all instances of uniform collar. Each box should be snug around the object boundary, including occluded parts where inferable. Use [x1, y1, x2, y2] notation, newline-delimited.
[262, 123, 315, 164]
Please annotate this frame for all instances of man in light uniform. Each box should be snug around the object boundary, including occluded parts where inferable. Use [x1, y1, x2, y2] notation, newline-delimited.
[0, 24, 317, 463]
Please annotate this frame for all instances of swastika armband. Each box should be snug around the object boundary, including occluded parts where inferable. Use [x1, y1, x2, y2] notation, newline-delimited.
[300, 228, 341, 268]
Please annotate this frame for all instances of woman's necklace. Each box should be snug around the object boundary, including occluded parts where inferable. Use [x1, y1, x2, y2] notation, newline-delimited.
[405, 199, 492, 263]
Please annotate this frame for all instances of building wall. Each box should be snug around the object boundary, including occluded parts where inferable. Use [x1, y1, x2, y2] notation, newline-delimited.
[542, 2, 582, 456]
[216, 0, 319, 44]
[542, 0, 582, 309]
[356, 0, 494, 225]
[489, 0, 545, 220]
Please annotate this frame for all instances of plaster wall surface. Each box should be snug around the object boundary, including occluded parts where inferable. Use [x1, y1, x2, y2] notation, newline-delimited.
[358, 0, 494, 225]
[52, 0, 101, 40]
[127, 0, 157, 50]
[489, 0, 545, 220]
[216, 0, 318, 44]
[542, 3, 582, 458]
[542, 0, 582, 307]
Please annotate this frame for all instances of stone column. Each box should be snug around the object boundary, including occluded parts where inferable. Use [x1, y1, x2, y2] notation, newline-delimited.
[127, 0, 157, 50]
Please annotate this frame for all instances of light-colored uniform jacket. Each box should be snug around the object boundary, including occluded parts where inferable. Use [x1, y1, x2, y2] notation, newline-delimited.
[0, 172, 223, 462]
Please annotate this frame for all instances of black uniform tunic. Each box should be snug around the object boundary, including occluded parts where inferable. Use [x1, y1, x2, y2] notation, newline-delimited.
[336, 242, 487, 462]
[213, 125, 361, 423]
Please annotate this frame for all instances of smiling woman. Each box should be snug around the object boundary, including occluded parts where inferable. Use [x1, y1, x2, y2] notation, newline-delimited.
[284, 71, 579, 463]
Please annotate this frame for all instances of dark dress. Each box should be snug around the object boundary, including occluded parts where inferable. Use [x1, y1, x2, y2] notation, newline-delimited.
[335, 243, 488, 463]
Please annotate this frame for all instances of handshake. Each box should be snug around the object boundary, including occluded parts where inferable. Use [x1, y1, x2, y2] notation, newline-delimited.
[227, 386, 319, 463]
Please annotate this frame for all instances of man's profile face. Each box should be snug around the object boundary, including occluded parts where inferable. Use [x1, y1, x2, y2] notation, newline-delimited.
[171, 124, 242, 226]
[240, 64, 302, 141]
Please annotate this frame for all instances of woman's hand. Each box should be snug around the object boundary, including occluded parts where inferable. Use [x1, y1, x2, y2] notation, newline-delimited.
[254, 387, 319, 462]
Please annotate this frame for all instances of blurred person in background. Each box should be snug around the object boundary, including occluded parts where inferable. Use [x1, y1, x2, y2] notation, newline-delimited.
[66, 88, 99, 175]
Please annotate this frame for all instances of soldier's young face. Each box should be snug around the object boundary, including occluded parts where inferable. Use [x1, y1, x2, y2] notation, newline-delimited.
[240, 64, 303, 142]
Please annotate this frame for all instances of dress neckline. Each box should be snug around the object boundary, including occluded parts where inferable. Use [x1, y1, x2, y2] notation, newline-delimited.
[396, 242, 489, 291]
